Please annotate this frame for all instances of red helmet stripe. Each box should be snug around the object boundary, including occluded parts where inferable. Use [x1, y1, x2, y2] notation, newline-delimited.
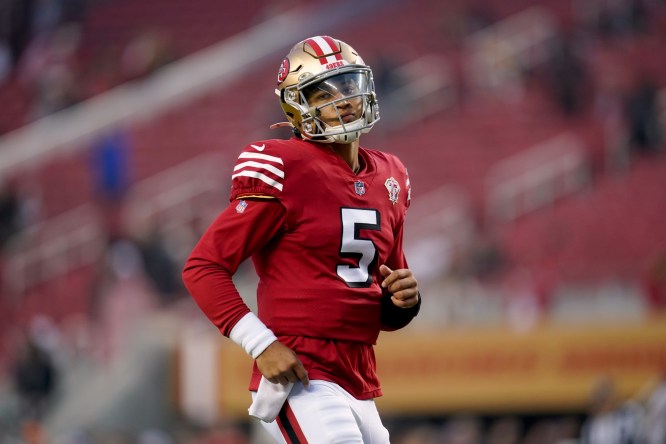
[305, 37, 326, 62]
[306, 36, 342, 65]
[321, 36, 343, 61]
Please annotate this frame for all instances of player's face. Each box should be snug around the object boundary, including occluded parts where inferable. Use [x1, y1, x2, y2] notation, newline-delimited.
[303, 73, 365, 126]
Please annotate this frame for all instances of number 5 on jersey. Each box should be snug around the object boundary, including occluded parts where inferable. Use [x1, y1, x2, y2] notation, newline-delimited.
[337, 208, 380, 288]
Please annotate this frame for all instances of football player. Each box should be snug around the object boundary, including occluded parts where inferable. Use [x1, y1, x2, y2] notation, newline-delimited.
[183, 35, 421, 443]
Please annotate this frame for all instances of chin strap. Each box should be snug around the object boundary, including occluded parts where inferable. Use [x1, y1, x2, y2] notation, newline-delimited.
[269, 122, 293, 130]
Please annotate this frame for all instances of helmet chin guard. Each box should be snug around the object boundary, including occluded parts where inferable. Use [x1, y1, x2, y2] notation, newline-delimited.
[274, 36, 380, 143]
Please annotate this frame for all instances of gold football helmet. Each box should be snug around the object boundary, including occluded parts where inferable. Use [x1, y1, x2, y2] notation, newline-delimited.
[274, 36, 380, 143]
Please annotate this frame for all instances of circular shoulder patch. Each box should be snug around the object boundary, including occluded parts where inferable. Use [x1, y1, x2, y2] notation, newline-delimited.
[277, 58, 290, 85]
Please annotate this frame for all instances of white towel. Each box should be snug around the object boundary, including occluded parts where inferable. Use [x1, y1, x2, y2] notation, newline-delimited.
[248, 377, 294, 422]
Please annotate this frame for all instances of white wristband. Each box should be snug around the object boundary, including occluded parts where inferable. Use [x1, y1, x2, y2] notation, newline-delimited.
[229, 312, 278, 359]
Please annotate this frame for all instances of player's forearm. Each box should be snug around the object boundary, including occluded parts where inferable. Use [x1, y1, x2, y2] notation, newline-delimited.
[182, 257, 251, 336]
[183, 258, 278, 358]
[380, 291, 421, 331]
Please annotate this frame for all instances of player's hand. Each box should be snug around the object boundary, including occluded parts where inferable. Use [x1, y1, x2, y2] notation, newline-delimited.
[380, 265, 419, 308]
[255, 340, 310, 387]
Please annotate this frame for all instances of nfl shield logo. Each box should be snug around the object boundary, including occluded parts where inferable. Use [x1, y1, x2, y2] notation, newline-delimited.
[235, 200, 248, 213]
[354, 180, 366, 196]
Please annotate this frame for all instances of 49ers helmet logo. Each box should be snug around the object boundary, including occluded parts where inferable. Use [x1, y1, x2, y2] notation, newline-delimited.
[277, 58, 290, 85]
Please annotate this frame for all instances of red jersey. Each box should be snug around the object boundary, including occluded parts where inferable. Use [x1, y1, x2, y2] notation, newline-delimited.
[184, 137, 413, 399]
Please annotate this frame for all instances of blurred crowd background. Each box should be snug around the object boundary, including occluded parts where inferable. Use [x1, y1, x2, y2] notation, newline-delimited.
[0, 0, 665, 442]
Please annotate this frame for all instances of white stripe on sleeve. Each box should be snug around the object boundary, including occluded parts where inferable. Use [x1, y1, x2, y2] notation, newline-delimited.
[239, 152, 284, 164]
[232, 170, 284, 191]
[234, 161, 285, 178]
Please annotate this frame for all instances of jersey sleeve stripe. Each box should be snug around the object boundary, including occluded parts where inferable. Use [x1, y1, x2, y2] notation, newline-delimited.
[232, 170, 284, 191]
[234, 194, 276, 200]
[239, 152, 284, 164]
[234, 161, 285, 179]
